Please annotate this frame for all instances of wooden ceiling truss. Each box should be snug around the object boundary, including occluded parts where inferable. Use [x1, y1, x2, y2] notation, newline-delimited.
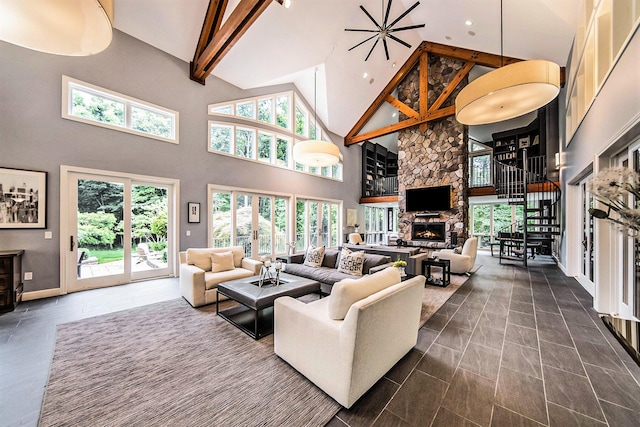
[345, 41, 565, 146]
[190, 0, 284, 84]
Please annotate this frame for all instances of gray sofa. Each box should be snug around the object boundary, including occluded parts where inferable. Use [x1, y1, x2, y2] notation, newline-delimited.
[282, 248, 392, 294]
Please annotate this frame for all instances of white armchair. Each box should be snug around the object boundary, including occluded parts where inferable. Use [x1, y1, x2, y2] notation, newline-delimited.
[274, 267, 425, 408]
[431, 237, 478, 274]
[348, 232, 363, 244]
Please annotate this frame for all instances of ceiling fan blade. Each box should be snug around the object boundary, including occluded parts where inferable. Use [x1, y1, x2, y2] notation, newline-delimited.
[365, 38, 380, 61]
[382, 0, 393, 28]
[345, 28, 380, 33]
[383, 38, 390, 61]
[388, 33, 411, 48]
[348, 34, 379, 52]
[389, 23, 425, 33]
[360, 5, 382, 30]
[387, 1, 420, 29]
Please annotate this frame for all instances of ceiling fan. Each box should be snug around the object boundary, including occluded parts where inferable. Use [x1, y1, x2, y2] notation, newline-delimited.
[345, 0, 425, 61]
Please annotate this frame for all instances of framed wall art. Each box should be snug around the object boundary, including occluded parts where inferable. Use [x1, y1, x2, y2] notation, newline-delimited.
[0, 167, 47, 229]
[188, 202, 200, 223]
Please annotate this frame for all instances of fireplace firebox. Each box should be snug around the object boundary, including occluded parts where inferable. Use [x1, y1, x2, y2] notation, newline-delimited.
[411, 222, 446, 242]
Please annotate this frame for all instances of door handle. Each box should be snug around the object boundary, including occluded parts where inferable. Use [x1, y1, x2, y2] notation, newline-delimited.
[70, 235, 75, 252]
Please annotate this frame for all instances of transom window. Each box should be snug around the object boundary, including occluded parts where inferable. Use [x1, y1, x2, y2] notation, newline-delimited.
[62, 76, 178, 144]
[208, 91, 342, 181]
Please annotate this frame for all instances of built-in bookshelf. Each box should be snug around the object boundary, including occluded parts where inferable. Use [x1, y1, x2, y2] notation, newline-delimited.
[362, 141, 398, 197]
[492, 119, 543, 171]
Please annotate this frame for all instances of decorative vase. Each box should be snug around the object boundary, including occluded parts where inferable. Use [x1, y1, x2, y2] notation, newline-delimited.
[398, 267, 406, 277]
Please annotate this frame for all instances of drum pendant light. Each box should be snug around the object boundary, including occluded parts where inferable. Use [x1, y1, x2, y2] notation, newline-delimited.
[455, 0, 560, 125]
[0, 0, 114, 56]
[293, 68, 340, 167]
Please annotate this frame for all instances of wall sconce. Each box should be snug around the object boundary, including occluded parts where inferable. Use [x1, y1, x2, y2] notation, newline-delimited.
[555, 152, 566, 169]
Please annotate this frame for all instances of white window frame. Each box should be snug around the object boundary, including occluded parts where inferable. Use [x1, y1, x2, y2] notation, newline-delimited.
[61, 75, 179, 144]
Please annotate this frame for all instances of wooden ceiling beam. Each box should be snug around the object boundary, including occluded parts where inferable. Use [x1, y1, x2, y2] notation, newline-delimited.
[427, 61, 474, 113]
[345, 45, 426, 143]
[385, 95, 419, 119]
[194, 0, 228, 61]
[423, 41, 522, 68]
[344, 41, 565, 146]
[190, 0, 283, 85]
[348, 105, 456, 144]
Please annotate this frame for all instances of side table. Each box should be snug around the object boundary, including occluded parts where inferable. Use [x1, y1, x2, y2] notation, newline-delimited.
[422, 257, 451, 287]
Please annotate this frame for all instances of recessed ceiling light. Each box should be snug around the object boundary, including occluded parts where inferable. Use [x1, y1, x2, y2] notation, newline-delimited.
[363, 72, 368, 78]
[465, 20, 472, 26]
[284, 0, 291, 8]
[392, 112, 397, 117]
[392, 62, 396, 68]
[369, 78, 375, 85]
[445, 36, 452, 40]
[468, 31, 476, 36]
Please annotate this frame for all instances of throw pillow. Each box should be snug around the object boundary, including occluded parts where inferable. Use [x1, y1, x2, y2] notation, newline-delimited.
[304, 245, 325, 267]
[453, 246, 463, 254]
[211, 251, 235, 272]
[328, 267, 401, 320]
[337, 247, 365, 276]
[186, 248, 214, 271]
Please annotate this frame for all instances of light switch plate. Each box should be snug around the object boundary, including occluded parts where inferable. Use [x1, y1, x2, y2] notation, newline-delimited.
[44, 231, 52, 239]
[24, 272, 33, 280]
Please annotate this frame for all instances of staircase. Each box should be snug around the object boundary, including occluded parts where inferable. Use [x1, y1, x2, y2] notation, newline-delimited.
[494, 150, 561, 266]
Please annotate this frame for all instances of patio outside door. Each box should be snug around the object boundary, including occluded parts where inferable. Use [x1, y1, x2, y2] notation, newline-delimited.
[64, 170, 174, 293]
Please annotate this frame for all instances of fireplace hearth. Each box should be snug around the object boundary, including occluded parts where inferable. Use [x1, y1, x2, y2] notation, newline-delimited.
[411, 222, 446, 242]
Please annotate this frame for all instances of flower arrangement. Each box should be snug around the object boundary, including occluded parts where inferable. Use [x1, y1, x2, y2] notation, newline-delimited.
[588, 166, 640, 233]
[393, 258, 407, 268]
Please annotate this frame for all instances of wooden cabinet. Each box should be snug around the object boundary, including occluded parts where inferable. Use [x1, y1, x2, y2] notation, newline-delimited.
[0, 250, 23, 313]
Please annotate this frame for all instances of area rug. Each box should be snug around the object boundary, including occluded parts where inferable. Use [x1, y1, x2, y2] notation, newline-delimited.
[39, 299, 340, 427]
[419, 264, 481, 326]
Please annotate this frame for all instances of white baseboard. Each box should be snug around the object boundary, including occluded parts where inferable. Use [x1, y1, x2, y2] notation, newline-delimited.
[556, 260, 568, 275]
[22, 288, 63, 301]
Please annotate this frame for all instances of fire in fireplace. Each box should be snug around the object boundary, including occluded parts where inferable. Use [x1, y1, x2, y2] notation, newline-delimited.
[412, 222, 446, 242]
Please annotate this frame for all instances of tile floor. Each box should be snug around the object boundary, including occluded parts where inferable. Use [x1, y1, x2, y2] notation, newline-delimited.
[1, 253, 639, 426]
[328, 253, 640, 426]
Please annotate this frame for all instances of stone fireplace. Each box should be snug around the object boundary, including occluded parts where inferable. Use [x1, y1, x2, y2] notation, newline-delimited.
[396, 53, 469, 245]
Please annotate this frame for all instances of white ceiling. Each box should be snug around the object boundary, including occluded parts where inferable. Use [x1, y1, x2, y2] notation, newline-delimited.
[113, 0, 579, 141]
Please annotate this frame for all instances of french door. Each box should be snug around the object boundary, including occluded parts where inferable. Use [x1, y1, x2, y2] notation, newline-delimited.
[61, 167, 177, 293]
[211, 188, 288, 259]
[579, 175, 595, 290]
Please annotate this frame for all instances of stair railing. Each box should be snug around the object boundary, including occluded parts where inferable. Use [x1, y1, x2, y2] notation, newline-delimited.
[494, 150, 561, 265]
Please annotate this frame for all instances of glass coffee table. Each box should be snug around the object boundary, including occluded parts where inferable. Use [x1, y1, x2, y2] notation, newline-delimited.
[216, 272, 321, 339]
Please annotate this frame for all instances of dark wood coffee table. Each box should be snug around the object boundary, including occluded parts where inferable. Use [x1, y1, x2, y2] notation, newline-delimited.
[216, 272, 321, 339]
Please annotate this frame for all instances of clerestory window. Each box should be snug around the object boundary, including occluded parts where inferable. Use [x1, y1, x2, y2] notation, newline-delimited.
[62, 76, 178, 144]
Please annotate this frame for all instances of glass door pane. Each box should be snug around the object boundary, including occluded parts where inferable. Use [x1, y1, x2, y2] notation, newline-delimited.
[321, 203, 329, 246]
[258, 196, 272, 257]
[212, 192, 232, 247]
[275, 198, 287, 254]
[309, 202, 319, 247]
[330, 204, 338, 247]
[131, 184, 169, 277]
[235, 193, 253, 258]
[71, 176, 128, 291]
[296, 200, 307, 251]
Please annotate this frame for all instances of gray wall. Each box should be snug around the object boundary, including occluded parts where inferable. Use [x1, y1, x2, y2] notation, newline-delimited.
[560, 30, 640, 266]
[0, 30, 361, 292]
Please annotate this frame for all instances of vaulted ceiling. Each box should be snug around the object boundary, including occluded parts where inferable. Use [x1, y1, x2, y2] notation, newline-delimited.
[113, 0, 579, 141]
